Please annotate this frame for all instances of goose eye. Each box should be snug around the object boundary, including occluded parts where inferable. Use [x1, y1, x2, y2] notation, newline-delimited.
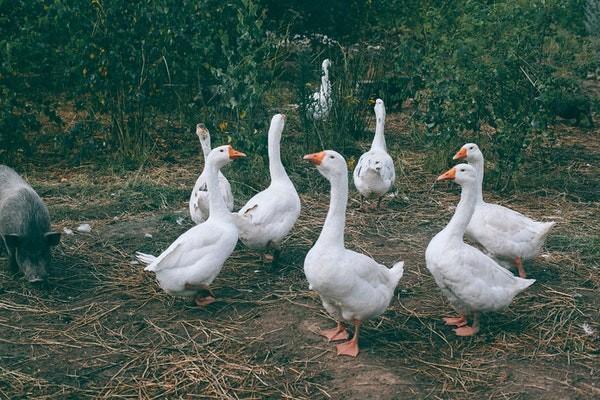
[460, 169, 465, 172]
[329, 155, 335, 159]
[220, 149, 224, 152]
[469, 146, 474, 150]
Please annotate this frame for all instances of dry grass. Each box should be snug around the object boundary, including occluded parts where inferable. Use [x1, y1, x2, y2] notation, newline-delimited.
[0, 114, 598, 399]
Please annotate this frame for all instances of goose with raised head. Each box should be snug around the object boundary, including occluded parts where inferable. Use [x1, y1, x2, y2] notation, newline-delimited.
[353, 99, 395, 208]
[189, 124, 234, 224]
[303, 150, 404, 357]
[426, 164, 535, 336]
[234, 114, 300, 264]
[309, 59, 332, 120]
[136, 145, 246, 306]
[453, 143, 555, 278]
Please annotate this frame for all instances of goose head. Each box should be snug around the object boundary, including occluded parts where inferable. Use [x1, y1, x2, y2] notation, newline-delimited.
[322, 59, 331, 74]
[196, 123, 212, 156]
[208, 145, 246, 169]
[374, 98, 386, 124]
[196, 123, 210, 142]
[303, 150, 347, 181]
[453, 143, 483, 163]
[268, 113, 286, 140]
[437, 163, 477, 186]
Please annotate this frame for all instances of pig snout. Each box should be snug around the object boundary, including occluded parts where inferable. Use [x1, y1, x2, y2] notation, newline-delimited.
[21, 260, 49, 283]
[24, 270, 48, 283]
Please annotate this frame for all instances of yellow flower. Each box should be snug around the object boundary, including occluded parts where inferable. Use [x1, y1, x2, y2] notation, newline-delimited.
[218, 121, 228, 131]
[347, 157, 356, 170]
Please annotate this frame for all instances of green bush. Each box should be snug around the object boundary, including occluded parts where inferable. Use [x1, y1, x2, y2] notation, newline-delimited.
[1, 0, 276, 163]
[1, 0, 596, 187]
[402, 0, 595, 189]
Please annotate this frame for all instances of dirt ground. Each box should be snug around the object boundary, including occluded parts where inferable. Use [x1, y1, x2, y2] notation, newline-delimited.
[1, 115, 598, 399]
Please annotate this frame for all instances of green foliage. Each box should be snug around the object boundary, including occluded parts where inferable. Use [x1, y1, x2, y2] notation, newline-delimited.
[294, 42, 388, 157]
[0, 0, 596, 192]
[401, 0, 595, 189]
[0, 0, 67, 159]
[74, 0, 275, 161]
[0, 0, 275, 163]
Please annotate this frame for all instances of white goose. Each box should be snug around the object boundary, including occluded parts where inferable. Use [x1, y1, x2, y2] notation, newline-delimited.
[309, 59, 332, 120]
[353, 99, 395, 208]
[426, 164, 535, 336]
[303, 150, 404, 357]
[234, 114, 300, 263]
[453, 143, 555, 278]
[136, 145, 246, 306]
[189, 124, 234, 224]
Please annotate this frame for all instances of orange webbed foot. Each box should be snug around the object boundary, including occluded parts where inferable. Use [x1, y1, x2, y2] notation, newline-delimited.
[454, 325, 480, 336]
[443, 315, 467, 327]
[319, 325, 349, 342]
[194, 296, 216, 307]
[336, 339, 359, 357]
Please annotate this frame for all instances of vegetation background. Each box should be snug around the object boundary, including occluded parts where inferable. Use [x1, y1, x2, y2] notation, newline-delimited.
[1, 0, 598, 191]
[0, 1, 598, 399]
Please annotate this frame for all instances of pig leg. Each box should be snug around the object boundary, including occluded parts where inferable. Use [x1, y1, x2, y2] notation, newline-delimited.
[1, 235, 20, 272]
[7, 252, 18, 272]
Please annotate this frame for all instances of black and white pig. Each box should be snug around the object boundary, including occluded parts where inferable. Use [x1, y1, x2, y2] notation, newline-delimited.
[0, 165, 61, 282]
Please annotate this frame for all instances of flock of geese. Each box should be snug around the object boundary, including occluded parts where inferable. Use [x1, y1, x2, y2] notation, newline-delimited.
[136, 61, 555, 357]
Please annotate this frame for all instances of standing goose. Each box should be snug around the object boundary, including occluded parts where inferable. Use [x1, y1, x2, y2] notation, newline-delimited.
[309, 59, 332, 120]
[303, 150, 404, 357]
[453, 143, 555, 277]
[189, 124, 234, 224]
[234, 114, 300, 263]
[353, 99, 396, 208]
[426, 164, 535, 336]
[136, 145, 246, 306]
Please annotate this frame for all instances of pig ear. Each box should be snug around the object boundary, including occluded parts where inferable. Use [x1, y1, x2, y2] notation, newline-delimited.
[45, 232, 61, 246]
[2, 234, 20, 251]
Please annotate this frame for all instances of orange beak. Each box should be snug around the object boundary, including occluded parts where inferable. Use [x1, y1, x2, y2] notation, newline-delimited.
[303, 151, 326, 165]
[228, 146, 246, 159]
[437, 167, 457, 181]
[453, 147, 468, 160]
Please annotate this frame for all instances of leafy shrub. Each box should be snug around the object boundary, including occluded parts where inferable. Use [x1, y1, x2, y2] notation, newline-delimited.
[72, 0, 275, 162]
[1, 0, 596, 188]
[1, 0, 276, 164]
[400, 0, 594, 189]
[0, 0, 69, 160]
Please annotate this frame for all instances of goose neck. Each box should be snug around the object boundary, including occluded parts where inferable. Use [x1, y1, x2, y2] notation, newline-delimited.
[316, 172, 348, 247]
[199, 139, 211, 160]
[470, 157, 485, 203]
[320, 75, 330, 97]
[206, 162, 228, 218]
[444, 180, 478, 240]
[268, 133, 288, 183]
[371, 116, 387, 151]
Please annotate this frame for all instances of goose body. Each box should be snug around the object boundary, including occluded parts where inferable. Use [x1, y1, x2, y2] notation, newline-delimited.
[308, 59, 332, 120]
[303, 150, 404, 356]
[189, 124, 234, 224]
[353, 99, 395, 205]
[425, 164, 535, 335]
[137, 145, 246, 305]
[234, 114, 301, 260]
[453, 143, 555, 277]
